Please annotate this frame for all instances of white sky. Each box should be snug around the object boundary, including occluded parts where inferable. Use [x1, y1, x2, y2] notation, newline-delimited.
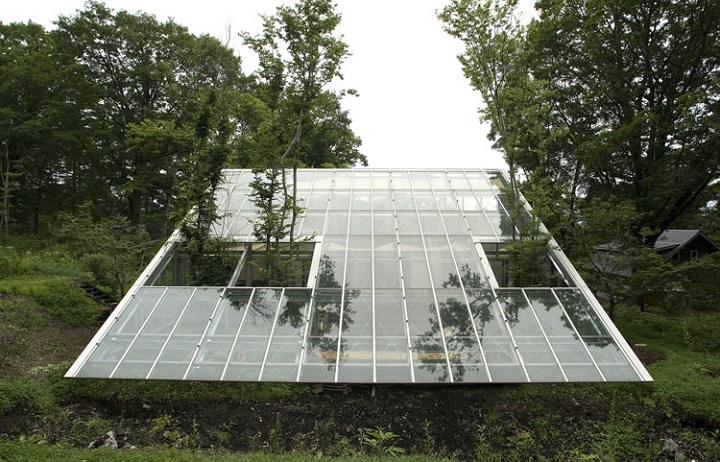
[2, 1, 536, 170]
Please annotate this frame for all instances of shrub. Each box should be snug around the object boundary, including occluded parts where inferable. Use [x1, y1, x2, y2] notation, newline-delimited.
[0, 295, 44, 368]
[29, 281, 98, 326]
[0, 379, 52, 415]
[684, 318, 720, 353]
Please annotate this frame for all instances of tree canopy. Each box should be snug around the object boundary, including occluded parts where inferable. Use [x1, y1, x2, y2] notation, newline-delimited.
[0, 0, 364, 236]
[440, 0, 720, 248]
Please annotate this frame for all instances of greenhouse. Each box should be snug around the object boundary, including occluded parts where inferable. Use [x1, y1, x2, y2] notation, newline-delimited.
[66, 169, 652, 383]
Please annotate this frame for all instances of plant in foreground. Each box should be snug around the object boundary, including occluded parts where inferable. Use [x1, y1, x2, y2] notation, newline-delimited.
[360, 426, 405, 458]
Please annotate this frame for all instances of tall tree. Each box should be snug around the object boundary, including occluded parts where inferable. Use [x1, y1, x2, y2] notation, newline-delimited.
[54, 1, 243, 229]
[0, 21, 91, 232]
[528, 0, 720, 237]
[441, 0, 720, 247]
[240, 0, 363, 282]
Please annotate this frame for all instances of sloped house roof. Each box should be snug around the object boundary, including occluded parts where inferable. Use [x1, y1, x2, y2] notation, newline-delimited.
[653, 230, 720, 263]
[66, 169, 651, 383]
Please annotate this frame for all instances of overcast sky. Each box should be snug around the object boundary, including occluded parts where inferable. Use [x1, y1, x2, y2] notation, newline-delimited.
[2, 1, 537, 170]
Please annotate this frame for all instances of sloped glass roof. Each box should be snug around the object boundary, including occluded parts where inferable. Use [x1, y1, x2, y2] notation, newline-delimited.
[66, 169, 651, 383]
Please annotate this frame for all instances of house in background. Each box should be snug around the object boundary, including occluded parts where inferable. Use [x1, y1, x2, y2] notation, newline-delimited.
[653, 230, 720, 264]
[66, 169, 652, 384]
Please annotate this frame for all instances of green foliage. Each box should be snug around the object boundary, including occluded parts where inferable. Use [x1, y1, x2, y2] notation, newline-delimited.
[504, 232, 551, 287]
[0, 295, 44, 368]
[441, 0, 720, 251]
[31, 281, 98, 326]
[56, 212, 154, 296]
[592, 411, 655, 462]
[361, 427, 405, 458]
[684, 318, 720, 353]
[615, 306, 720, 424]
[0, 441, 448, 462]
[0, 379, 53, 415]
[0, 243, 86, 280]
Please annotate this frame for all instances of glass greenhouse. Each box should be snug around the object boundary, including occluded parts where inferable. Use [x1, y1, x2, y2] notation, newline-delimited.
[66, 169, 652, 383]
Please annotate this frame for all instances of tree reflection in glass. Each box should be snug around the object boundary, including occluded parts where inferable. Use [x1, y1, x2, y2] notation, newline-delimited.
[417, 263, 496, 381]
[306, 255, 359, 369]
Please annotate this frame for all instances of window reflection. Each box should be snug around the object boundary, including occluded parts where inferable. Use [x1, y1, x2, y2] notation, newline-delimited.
[416, 264, 495, 382]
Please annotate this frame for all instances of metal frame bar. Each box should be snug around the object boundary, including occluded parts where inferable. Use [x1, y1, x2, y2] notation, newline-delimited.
[220, 288, 256, 380]
[333, 170, 354, 381]
[408, 169, 454, 382]
[551, 288, 606, 381]
[258, 288, 287, 380]
[520, 289, 568, 382]
[296, 170, 335, 381]
[389, 169, 416, 382]
[431, 170, 493, 382]
[109, 287, 170, 379]
[145, 287, 199, 379]
[182, 287, 229, 380]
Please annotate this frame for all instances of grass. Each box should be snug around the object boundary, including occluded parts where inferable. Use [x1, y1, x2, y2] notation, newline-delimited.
[0, 239, 100, 326]
[615, 306, 720, 424]
[0, 442, 453, 462]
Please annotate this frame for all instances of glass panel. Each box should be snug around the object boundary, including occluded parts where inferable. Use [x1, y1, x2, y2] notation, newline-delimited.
[260, 289, 312, 381]
[316, 251, 345, 289]
[372, 192, 393, 211]
[465, 213, 497, 240]
[400, 236, 431, 288]
[393, 190, 414, 211]
[434, 193, 458, 211]
[409, 171, 431, 189]
[374, 235, 400, 289]
[429, 171, 450, 189]
[390, 171, 411, 189]
[306, 189, 330, 212]
[223, 288, 282, 380]
[349, 213, 372, 235]
[373, 213, 396, 234]
[75, 336, 134, 378]
[325, 211, 349, 236]
[345, 235, 372, 289]
[299, 212, 326, 236]
[374, 289, 412, 382]
[419, 212, 444, 235]
[372, 171, 390, 190]
[424, 236, 456, 286]
[337, 291, 373, 382]
[413, 191, 435, 211]
[333, 170, 352, 189]
[351, 172, 373, 189]
[405, 289, 450, 382]
[300, 288, 343, 382]
[313, 170, 335, 190]
[396, 212, 420, 234]
[352, 191, 372, 210]
[485, 336, 527, 382]
[148, 288, 222, 379]
[329, 191, 350, 211]
[111, 287, 195, 379]
[441, 214, 467, 235]
[434, 287, 487, 382]
[111, 287, 167, 335]
[186, 288, 252, 380]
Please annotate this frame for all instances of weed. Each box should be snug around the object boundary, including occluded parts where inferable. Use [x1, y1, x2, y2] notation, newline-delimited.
[360, 426, 405, 458]
[473, 422, 500, 462]
[415, 418, 437, 455]
[0, 379, 53, 415]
